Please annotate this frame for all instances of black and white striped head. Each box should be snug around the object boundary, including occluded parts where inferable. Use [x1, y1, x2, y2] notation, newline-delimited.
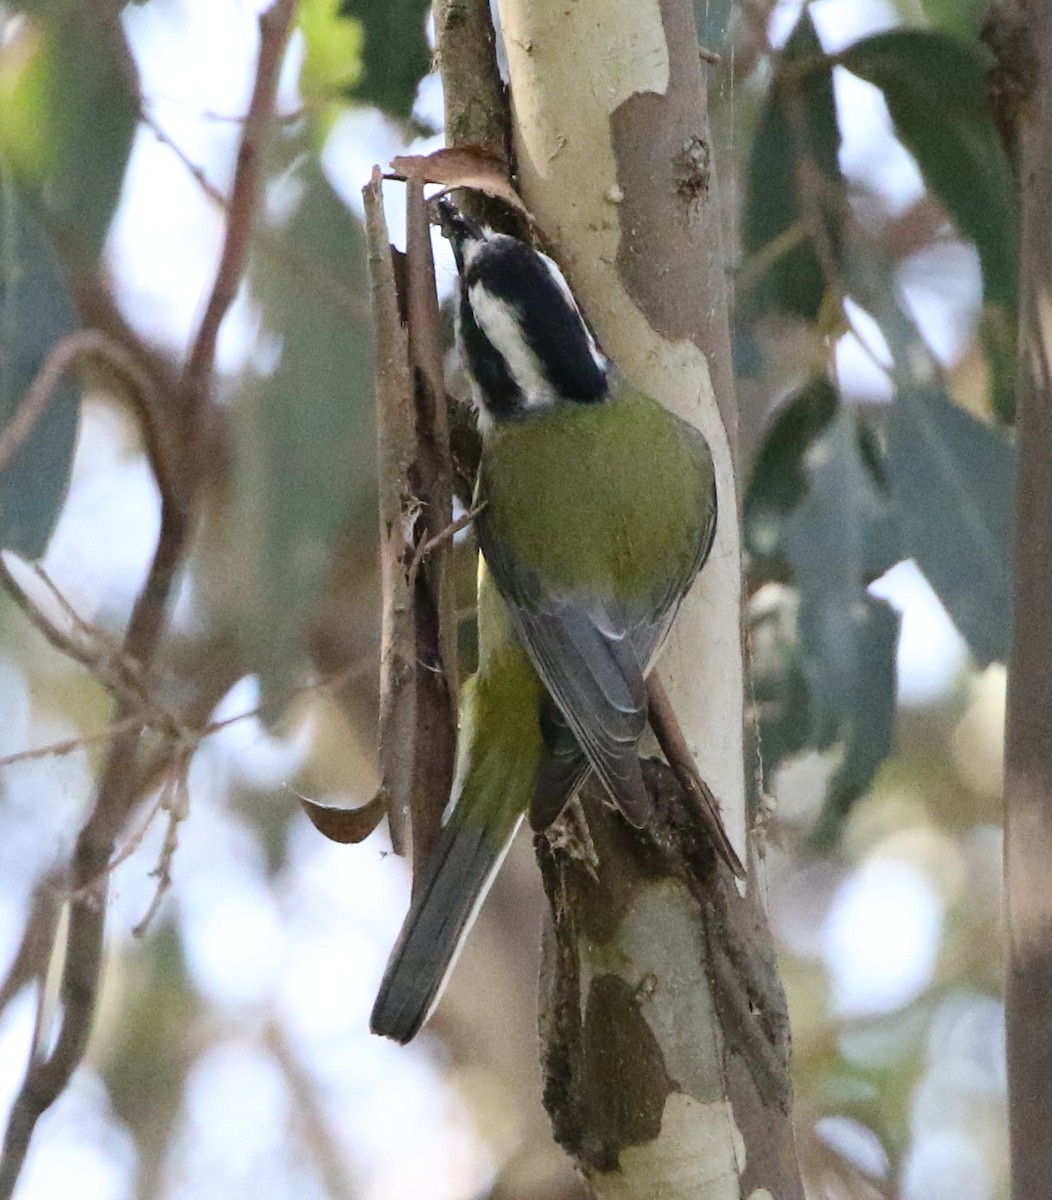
[436, 200, 609, 424]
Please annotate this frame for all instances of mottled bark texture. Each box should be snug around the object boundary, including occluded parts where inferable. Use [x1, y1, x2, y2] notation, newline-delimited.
[493, 0, 802, 1194]
[987, 3, 1052, 1198]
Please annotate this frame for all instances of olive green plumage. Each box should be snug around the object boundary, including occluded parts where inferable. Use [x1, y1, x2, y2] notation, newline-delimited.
[480, 379, 715, 601]
[370, 379, 717, 1043]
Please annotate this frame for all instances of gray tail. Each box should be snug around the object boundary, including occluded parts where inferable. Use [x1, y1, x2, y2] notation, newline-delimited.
[370, 811, 522, 1043]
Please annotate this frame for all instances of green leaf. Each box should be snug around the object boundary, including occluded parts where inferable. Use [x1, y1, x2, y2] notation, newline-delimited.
[870, 294, 1015, 662]
[978, 299, 1016, 424]
[0, 5, 138, 264]
[783, 408, 898, 740]
[765, 409, 901, 838]
[338, 0, 431, 122]
[808, 595, 899, 850]
[919, 0, 989, 38]
[886, 380, 1014, 663]
[741, 10, 843, 321]
[0, 170, 79, 558]
[747, 402, 902, 837]
[744, 377, 898, 581]
[838, 30, 1016, 309]
[201, 146, 375, 703]
[300, 0, 363, 104]
[744, 377, 838, 567]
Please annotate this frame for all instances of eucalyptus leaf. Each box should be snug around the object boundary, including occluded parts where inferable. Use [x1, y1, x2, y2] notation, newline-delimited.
[839, 30, 1015, 310]
[744, 377, 838, 568]
[780, 408, 900, 831]
[202, 147, 375, 705]
[872, 296, 1015, 663]
[741, 10, 843, 321]
[0, 3, 138, 263]
[338, 0, 431, 122]
[745, 377, 898, 581]
[0, 172, 79, 558]
[783, 410, 896, 736]
[886, 380, 1014, 663]
[808, 595, 899, 850]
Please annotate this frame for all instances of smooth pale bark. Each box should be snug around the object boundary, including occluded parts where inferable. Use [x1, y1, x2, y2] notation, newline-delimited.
[494, 1, 802, 1196]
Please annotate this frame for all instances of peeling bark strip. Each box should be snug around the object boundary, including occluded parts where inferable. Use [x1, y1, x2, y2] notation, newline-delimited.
[363, 170, 418, 858]
[991, 5, 1052, 1198]
[493, 0, 802, 1193]
[362, 170, 458, 876]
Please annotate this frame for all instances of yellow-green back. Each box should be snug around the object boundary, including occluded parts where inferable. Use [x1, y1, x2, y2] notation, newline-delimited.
[478, 382, 715, 603]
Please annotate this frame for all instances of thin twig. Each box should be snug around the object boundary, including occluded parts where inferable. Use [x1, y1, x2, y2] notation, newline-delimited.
[647, 671, 745, 879]
[131, 763, 190, 937]
[0, 654, 371, 774]
[141, 107, 368, 324]
[181, 0, 297, 416]
[0, 557, 181, 734]
[405, 502, 485, 593]
[0, 6, 296, 1194]
[0, 331, 180, 498]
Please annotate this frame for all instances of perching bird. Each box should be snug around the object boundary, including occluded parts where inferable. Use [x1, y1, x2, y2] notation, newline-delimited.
[370, 200, 733, 1043]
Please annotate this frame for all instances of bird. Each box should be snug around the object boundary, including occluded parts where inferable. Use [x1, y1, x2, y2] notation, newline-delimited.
[370, 198, 734, 1043]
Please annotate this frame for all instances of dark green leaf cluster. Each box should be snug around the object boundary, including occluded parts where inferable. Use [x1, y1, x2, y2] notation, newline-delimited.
[0, 4, 138, 556]
[740, 11, 1016, 844]
[339, 0, 432, 123]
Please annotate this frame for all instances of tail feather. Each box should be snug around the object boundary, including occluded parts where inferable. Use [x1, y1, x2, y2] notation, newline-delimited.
[370, 808, 523, 1043]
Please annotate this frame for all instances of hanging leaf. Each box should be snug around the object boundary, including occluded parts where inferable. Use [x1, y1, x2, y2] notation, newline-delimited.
[198, 144, 375, 706]
[0, 4, 138, 264]
[338, 0, 431, 122]
[746, 397, 901, 836]
[777, 408, 900, 837]
[744, 377, 898, 582]
[741, 10, 843, 321]
[0, 172, 79, 558]
[806, 594, 899, 850]
[300, 0, 363, 104]
[869, 294, 1015, 663]
[886, 380, 1014, 663]
[744, 377, 838, 568]
[838, 30, 1015, 310]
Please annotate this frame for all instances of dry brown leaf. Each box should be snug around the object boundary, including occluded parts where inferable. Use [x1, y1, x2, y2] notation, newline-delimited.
[297, 790, 387, 844]
[389, 145, 529, 218]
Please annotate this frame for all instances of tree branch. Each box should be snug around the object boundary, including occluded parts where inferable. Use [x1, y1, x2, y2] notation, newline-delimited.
[0, 5, 296, 1193]
[492, 0, 799, 1192]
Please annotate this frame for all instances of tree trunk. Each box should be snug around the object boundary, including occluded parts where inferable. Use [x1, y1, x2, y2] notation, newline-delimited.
[494, 0, 803, 1194]
[991, 2, 1052, 1196]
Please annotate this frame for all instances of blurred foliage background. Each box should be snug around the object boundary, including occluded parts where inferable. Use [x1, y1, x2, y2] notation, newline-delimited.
[0, 0, 1014, 1198]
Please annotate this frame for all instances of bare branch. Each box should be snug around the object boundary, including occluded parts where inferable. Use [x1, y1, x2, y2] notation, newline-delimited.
[434, 0, 510, 156]
[181, 0, 296, 422]
[0, 5, 296, 1192]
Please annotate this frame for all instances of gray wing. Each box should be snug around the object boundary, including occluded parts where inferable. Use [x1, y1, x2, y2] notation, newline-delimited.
[479, 468, 716, 830]
[480, 533, 669, 828]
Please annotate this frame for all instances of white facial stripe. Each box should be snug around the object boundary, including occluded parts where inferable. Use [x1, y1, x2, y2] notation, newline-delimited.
[460, 225, 498, 270]
[467, 281, 556, 410]
[536, 250, 608, 373]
